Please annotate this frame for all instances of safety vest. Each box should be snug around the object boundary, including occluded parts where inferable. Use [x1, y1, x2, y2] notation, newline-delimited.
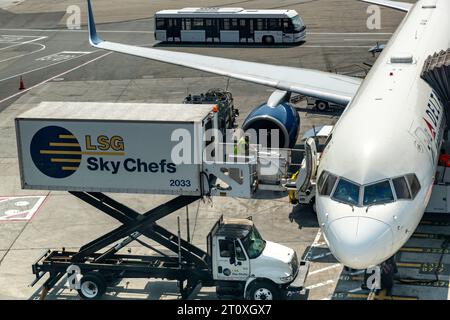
[439, 154, 450, 167]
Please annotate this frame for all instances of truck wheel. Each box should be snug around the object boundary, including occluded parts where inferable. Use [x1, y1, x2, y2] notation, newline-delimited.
[77, 272, 107, 300]
[263, 36, 275, 45]
[315, 100, 329, 112]
[246, 280, 281, 300]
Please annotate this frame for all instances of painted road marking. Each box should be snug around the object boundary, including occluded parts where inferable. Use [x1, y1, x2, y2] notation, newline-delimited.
[0, 52, 112, 105]
[412, 232, 450, 240]
[0, 42, 46, 63]
[400, 247, 450, 254]
[420, 220, 450, 227]
[0, 50, 100, 83]
[311, 251, 333, 260]
[0, 34, 44, 43]
[0, 29, 394, 35]
[332, 290, 418, 300]
[309, 263, 341, 275]
[0, 36, 47, 51]
[36, 51, 92, 63]
[0, 196, 46, 221]
[306, 279, 335, 290]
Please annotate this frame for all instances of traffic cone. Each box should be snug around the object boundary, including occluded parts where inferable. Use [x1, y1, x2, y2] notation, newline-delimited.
[19, 76, 25, 90]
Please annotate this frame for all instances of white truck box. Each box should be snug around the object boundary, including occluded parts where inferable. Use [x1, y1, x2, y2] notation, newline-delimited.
[15, 102, 217, 196]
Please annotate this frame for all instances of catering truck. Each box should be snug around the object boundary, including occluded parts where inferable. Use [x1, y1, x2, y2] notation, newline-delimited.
[15, 101, 219, 196]
[17, 102, 308, 300]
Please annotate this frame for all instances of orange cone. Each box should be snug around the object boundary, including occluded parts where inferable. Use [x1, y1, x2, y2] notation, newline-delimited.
[19, 76, 25, 90]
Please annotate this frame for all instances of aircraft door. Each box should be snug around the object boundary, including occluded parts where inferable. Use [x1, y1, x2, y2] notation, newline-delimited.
[296, 137, 318, 193]
[214, 238, 250, 281]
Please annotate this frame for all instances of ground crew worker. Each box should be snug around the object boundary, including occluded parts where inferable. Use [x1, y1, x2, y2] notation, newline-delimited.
[439, 149, 450, 167]
[234, 135, 249, 157]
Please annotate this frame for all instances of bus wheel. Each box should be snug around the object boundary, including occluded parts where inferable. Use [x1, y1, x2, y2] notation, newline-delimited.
[315, 100, 329, 112]
[263, 36, 275, 45]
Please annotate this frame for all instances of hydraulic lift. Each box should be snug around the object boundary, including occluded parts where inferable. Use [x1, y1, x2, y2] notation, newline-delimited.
[32, 191, 308, 300]
[32, 192, 209, 300]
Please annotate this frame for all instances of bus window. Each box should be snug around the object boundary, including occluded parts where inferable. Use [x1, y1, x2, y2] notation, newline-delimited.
[231, 18, 238, 29]
[156, 18, 165, 30]
[205, 19, 212, 27]
[268, 18, 280, 30]
[184, 18, 191, 30]
[239, 19, 246, 27]
[193, 18, 204, 29]
[256, 19, 264, 30]
[223, 18, 230, 30]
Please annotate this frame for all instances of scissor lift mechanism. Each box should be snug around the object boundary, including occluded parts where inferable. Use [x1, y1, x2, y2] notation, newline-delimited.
[32, 192, 215, 299]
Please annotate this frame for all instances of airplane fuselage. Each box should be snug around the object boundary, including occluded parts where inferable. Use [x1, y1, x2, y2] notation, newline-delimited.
[316, 0, 450, 269]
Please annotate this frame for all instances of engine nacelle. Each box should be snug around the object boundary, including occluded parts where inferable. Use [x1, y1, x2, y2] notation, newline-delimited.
[242, 101, 300, 149]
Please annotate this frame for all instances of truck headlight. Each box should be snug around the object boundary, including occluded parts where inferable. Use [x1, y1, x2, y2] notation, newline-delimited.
[280, 275, 294, 282]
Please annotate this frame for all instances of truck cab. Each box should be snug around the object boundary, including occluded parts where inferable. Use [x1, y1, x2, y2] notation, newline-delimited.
[207, 216, 308, 300]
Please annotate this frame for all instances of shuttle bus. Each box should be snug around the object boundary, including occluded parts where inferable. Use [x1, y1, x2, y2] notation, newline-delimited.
[154, 7, 306, 44]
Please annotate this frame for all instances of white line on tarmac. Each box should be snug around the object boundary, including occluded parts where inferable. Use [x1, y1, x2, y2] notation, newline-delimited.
[309, 263, 341, 275]
[0, 28, 155, 33]
[0, 36, 47, 51]
[309, 32, 393, 35]
[0, 52, 111, 105]
[0, 28, 394, 35]
[303, 45, 372, 48]
[0, 50, 99, 83]
[306, 279, 335, 290]
[0, 43, 45, 63]
[311, 252, 333, 260]
[303, 229, 322, 261]
[348, 287, 363, 293]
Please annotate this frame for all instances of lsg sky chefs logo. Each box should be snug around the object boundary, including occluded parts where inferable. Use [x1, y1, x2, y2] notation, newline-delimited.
[30, 126, 176, 178]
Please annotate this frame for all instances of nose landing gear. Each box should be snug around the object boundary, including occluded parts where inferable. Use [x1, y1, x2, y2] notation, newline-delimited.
[361, 256, 398, 297]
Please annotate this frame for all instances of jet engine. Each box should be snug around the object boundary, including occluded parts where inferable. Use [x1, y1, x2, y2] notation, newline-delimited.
[242, 91, 300, 149]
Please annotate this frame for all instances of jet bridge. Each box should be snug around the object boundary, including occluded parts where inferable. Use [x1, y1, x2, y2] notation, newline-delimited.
[421, 49, 450, 125]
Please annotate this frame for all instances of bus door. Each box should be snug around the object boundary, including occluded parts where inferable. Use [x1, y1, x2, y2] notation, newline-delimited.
[166, 18, 181, 41]
[205, 19, 220, 42]
[239, 19, 255, 43]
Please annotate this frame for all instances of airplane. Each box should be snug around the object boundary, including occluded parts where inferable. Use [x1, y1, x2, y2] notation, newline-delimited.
[85, 0, 450, 271]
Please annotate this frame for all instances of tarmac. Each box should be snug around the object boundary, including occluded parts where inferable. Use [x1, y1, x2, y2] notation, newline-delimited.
[1, 0, 449, 300]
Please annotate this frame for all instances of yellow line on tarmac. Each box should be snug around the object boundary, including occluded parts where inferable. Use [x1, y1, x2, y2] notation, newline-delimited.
[400, 247, 424, 253]
[397, 262, 422, 268]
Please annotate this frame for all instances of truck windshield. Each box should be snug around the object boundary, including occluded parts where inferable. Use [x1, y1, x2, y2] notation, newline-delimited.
[242, 226, 266, 259]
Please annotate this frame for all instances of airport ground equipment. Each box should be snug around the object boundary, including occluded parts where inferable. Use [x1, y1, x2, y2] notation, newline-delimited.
[31, 195, 308, 300]
[306, 96, 345, 112]
[183, 88, 239, 134]
[17, 101, 308, 300]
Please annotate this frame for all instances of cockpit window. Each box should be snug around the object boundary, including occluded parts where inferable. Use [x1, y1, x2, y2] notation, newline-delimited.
[406, 174, 421, 198]
[393, 177, 411, 200]
[317, 171, 328, 192]
[332, 178, 360, 205]
[363, 180, 394, 206]
[319, 173, 337, 196]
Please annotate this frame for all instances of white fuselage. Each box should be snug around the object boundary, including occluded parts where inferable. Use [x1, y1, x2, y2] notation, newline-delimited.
[316, 0, 450, 269]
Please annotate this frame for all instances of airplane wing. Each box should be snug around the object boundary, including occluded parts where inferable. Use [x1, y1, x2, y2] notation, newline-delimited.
[86, 0, 361, 106]
[360, 0, 413, 12]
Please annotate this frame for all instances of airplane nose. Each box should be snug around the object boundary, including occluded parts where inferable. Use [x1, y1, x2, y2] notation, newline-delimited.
[325, 217, 394, 269]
